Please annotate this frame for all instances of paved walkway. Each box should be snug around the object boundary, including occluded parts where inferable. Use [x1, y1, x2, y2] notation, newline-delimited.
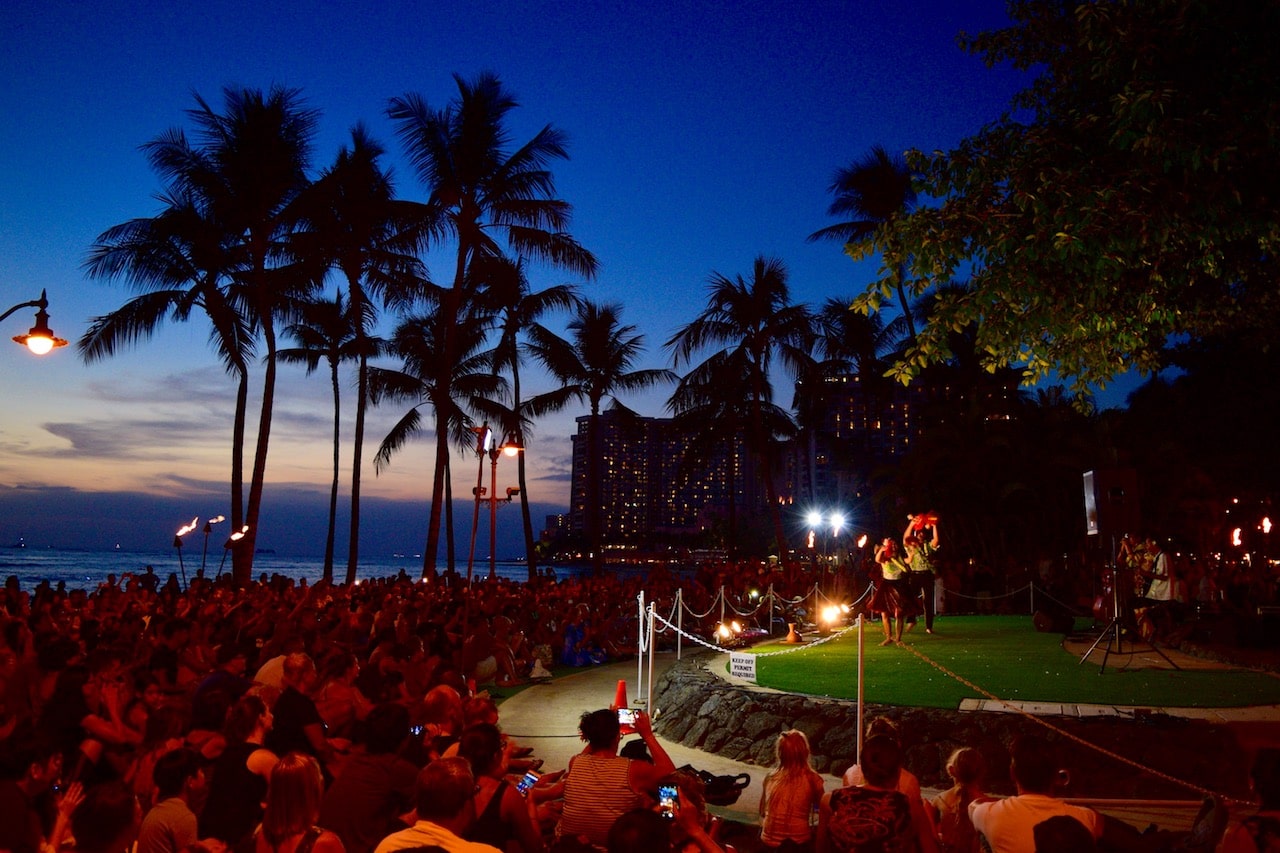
[496, 646, 1280, 836]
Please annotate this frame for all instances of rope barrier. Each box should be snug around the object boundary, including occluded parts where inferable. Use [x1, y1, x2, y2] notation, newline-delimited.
[893, 639, 1250, 807]
[649, 609, 859, 657]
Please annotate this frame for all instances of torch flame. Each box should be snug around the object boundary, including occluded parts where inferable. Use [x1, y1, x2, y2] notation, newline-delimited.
[176, 517, 199, 537]
[229, 525, 249, 542]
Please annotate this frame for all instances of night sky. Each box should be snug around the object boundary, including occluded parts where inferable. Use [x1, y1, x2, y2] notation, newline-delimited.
[0, 0, 1041, 556]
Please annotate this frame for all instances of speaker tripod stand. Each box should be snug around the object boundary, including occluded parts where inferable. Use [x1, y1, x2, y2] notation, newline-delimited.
[1079, 561, 1181, 675]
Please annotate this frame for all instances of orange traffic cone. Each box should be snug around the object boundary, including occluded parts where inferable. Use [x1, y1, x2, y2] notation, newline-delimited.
[612, 679, 628, 711]
[613, 679, 635, 734]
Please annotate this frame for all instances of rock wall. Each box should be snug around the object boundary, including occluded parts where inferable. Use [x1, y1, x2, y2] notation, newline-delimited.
[652, 652, 1252, 800]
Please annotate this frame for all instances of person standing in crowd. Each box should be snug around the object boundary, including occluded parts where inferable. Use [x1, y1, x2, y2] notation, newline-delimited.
[903, 514, 941, 634]
[969, 735, 1102, 853]
[870, 539, 917, 646]
[759, 729, 825, 852]
[1142, 536, 1173, 603]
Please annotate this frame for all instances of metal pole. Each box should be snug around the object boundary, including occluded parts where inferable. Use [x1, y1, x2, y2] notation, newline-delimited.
[857, 613, 865, 762]
[647, 602, 656, 717]
[637, 590, 645, 705]
[676, 588, 683, 660]
[488, 450, 499, 580]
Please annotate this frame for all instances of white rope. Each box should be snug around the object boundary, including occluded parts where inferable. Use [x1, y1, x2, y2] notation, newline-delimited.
[649, 609, 860, 657]
[680, 586, 723, 620]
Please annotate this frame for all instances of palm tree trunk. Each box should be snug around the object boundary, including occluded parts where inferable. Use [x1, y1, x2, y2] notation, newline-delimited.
[346, 354, 368, 585]
[237, 326, 278, 587]
[894, 260, 917, 341]
[518, 440, 538, 581]
[423, 432, 448, 578]
[323, 359, 340, 582]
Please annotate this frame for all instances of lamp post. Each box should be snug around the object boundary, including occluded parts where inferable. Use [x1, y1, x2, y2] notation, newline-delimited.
[3, 290, 68, 355]
[487, 431, 524, 580]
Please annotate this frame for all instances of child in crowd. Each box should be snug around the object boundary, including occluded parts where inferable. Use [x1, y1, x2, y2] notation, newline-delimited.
[760, 729, 826, 852]
[928, 747, 985, 853]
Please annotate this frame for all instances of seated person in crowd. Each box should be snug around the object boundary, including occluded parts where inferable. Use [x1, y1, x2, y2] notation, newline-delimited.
[969, 735, 1102, 853]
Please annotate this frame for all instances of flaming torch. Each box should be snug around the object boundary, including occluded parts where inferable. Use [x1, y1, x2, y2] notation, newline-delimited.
[218, 525, 249, 580]
[201, 515, 225, 576]
[173, 517, 199, 589]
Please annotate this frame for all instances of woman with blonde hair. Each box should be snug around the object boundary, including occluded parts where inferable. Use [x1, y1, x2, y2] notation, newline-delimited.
[760, 729, 826, 852]
[254, 752, 344, 853]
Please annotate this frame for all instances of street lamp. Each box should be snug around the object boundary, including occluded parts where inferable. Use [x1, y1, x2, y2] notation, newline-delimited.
[3, 290, 68, 355]
[487, 430, 524, 580]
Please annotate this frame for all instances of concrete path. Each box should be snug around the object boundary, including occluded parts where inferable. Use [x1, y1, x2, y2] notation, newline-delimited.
[494, 651, 847, 826]
[495, 645, 1280, 837]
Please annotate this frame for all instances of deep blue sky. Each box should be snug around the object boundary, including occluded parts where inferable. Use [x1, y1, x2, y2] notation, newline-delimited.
[0, 0, 1055, 558]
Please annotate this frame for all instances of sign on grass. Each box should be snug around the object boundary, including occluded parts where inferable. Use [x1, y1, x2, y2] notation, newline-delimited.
[729, 652, 756, 682]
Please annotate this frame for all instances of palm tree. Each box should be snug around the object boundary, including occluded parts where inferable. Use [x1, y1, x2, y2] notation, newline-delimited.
[370, 305, 507, 575]
[526, 301, 675, 573]
[474, 254, 581, 580]
[809, 145, 919, 340]
[292, 124, 424, 583]
[667, 349, 793, 556]
[82, 192, 255, 544]
[278, 292, 364, 582]
[388, 72, 598, 575]
[666, 257, 812, 560]
[145, 85, 320, 585]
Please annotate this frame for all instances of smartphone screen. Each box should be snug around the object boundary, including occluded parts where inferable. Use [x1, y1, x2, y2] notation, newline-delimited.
[617, 708, 637, 726]
[516, 769, 540, 795]
[658, 784, 677, 818]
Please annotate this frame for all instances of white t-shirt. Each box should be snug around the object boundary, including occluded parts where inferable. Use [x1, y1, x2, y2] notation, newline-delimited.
[970, 793, 1102, 853]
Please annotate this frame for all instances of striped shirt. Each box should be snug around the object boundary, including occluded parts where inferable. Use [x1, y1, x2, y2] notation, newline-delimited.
[557, 753, 646, 846]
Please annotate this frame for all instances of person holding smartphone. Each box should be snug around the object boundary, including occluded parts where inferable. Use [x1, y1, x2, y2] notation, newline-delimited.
[554, 708, 676, 847]
[457, 722, 547, 853]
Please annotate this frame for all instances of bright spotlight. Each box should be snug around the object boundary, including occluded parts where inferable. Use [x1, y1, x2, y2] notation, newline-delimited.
[806, 510, 823, 528]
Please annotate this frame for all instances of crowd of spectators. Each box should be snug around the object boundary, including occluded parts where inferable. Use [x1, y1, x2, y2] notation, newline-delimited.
[0, 561, 782, 853]
[0, 557, 1268, 853]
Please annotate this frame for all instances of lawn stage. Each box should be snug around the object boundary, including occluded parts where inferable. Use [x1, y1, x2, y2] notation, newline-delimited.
[746, 615, 1280, 710]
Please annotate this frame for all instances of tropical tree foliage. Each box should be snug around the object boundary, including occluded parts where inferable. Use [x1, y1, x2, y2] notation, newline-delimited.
[82, 85, 319, 585]
[667, 256, 812, 559]
[292, 124, 422, 583]
[526, 300, 675, 573]
[850, 0, 1280, 396]
[387, 72, 597, 575]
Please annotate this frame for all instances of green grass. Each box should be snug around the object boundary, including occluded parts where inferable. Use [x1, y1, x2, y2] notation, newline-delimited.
[747, 616, 1280, 709]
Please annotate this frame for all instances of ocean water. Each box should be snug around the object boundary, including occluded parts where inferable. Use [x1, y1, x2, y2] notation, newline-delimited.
[0, 546, 581, 592]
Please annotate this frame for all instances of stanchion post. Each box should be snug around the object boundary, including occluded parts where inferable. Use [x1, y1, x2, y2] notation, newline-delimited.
[1029, 582, 1035, 615]
[857, 613, 865, 762]
[676, 588, 683, 660]
[647, 602, 656, 717]
[636, 591, 645, 707]
[719, 585, 725, 629]
[768, 583, 774, 636]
